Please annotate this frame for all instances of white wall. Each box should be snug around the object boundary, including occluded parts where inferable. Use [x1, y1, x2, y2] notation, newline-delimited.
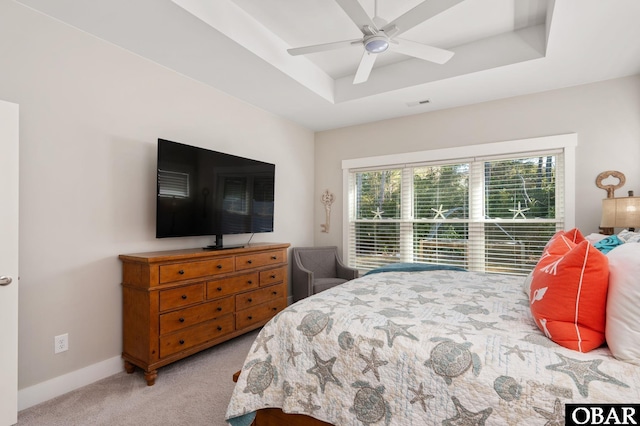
[314, 75, 640, 250]
[0, 0, 315, 399]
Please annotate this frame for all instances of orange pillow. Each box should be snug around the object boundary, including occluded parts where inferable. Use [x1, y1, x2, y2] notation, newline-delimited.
[544, 228, 585, 249]
[529, 235, 609, 352]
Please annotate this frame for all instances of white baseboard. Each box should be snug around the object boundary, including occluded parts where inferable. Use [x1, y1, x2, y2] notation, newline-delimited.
[18, 355, 123, 411]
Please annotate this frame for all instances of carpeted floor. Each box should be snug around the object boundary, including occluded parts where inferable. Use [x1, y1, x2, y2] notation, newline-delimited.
[17, 329, 259, 426]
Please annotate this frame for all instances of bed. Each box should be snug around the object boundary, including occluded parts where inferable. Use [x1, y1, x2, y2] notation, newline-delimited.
[226, 235, 640, 425]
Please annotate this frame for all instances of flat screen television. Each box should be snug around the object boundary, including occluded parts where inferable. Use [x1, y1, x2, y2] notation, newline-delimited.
[156, 138, 275, 249]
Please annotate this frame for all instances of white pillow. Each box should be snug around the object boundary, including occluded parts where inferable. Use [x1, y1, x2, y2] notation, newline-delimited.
[605, 243, 640, 364]
[585, 233, 607, 244]
[618, 229, 640, 243]
[522, 271, 533, 298]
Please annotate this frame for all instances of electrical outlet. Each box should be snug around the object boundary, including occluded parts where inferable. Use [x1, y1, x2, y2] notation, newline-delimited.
[54, 333, 68, 354]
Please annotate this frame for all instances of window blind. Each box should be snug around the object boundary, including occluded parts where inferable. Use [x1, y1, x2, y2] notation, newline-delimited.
[347, 151, 564, 275]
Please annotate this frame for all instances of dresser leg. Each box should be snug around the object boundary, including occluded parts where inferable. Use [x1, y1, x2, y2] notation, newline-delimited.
[144, 370, 158, 386]
[124, 360, 135, 374]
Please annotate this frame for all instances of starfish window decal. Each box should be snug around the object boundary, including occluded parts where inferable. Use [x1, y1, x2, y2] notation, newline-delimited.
[371, 207, 384, 219]
[431, 204, 447, 219]
[509, 202, 530, 219]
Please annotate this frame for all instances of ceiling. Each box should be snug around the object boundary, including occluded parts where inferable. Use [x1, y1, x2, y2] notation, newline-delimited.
[15, 0, 640, 131]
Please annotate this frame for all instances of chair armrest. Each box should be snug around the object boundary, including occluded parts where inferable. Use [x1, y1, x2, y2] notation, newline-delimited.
[292, 263, 314, 302]
[336, 257, 359, 280]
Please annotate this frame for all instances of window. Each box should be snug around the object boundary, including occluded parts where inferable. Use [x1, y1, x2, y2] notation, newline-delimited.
[343, 134, 576, 275]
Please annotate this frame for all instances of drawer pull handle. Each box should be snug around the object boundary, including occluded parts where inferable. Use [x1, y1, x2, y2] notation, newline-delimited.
[271, 255, 277, 260]
[270, 275, 276, 279]
[178, 270, 185, 275]
[181, 295, 187, 300]
[217, 287, 222, 291]
[247, 280, 253, 284]
[216, 264, 222, 269]
[248, 316, 253, 320]
[179, 317, 185, 323]
[217, 307, 222, 311]
[272, 307, 278, 311]
[247, 260, 253, 264]
[217, 326, 222, 331]
[272, 291, 277, 295]
[179, 339, 185, 345]
[248, 298, 253, 303]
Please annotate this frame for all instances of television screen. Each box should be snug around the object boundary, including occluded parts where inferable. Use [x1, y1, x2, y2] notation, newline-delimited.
[156, 139, 275, 246]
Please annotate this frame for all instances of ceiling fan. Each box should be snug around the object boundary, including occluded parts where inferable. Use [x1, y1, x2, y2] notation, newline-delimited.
[287, 0, 464, 84]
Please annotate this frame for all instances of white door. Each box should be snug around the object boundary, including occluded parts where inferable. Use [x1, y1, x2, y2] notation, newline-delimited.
[0, 100, 19, 425]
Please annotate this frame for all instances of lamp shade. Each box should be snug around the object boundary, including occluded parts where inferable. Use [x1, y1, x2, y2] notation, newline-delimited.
[601, 197, 640, 228]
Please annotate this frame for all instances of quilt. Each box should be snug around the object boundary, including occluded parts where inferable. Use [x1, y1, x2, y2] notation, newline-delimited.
[226, 270, 640, 425]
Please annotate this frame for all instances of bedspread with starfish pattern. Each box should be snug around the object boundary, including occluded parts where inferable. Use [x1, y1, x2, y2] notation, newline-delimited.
[226, 270, 640, 425]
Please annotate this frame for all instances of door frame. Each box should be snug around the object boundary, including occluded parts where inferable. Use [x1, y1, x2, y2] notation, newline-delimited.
[0, 99, 19, 426]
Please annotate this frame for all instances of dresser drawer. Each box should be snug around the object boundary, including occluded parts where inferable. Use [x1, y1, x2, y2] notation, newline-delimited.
[160, 297, 235, 335]
[207, 273, 259, 300]
[159, 283, 205, 312]
[260, 267, 286, 286]
[235, 250, 285, 271]
[236, 282, 286, 311]
[236, 298, 287, 330]
[160, 314, 235, 358]
[159, 257, 234, 284]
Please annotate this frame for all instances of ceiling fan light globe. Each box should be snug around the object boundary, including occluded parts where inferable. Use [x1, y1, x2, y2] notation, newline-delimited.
[364, 37, 389, 53]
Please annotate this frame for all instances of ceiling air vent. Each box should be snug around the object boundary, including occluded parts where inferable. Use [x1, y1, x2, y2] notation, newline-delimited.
[406, 99, 431, 107]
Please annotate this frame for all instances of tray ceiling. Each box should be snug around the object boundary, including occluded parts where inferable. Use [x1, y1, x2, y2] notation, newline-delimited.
[15, 0, 640, 131]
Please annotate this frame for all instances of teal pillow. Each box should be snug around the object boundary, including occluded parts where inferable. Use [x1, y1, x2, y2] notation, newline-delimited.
[593, 235, 624, 254]
[364, 263, 466, 276]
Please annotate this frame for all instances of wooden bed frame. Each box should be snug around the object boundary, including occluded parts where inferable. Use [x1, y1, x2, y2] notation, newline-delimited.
[232, 371, 332, 426]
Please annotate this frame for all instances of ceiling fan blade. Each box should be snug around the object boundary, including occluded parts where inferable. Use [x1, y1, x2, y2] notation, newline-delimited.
[382, 0, 464, 37]
[287, 39, 361, 56]
[335, 0, 378, 34]
[353, 51, 377, 84]
[391, 38, 454, 64]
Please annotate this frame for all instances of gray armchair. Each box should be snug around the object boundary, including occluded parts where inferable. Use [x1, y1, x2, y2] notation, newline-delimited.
[292, 246, 359, 302]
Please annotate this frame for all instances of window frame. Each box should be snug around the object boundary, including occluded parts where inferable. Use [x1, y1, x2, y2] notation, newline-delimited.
[341, 134, 577, 273]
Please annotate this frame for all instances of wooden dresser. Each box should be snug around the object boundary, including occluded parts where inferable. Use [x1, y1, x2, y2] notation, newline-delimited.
[119, 242, 289, 385]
